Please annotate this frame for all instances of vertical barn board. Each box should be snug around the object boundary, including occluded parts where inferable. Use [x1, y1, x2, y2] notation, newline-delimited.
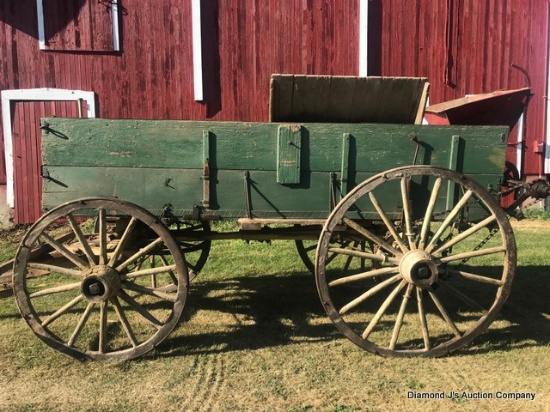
[1, 0, 360, 124]
[11, 101, 83, 223]
[376, 0, 548, 176]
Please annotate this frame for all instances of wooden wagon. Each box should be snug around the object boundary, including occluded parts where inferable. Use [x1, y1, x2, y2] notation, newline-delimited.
[11, 76, 550, 360]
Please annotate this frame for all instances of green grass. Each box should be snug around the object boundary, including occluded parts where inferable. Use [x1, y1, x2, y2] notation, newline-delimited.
[0, 220, 549, 411]
[523, 207, 550, 221]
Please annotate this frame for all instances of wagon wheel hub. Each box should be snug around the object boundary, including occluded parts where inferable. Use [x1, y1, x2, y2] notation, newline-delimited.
[399, 250, 438, 288]
[81, 265, 121, 303]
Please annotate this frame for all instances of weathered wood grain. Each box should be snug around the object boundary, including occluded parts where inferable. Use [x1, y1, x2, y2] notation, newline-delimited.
[270, 75, 429, 124]
[41, 118, 509, 219]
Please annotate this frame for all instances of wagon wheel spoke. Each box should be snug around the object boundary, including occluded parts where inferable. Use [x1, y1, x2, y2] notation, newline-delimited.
[327, 241, 351, 266]
[419, 177, 442, 249]
[368, 192, 408, 253]
[118, 290, 163, 328]
[158, 254, 179, 284]
[296, 237, 365, 275]
[27, 263, 82, 278]
[416, 287, 431, 350]
[327, 247, 400, 265]
[436, 280, 487, 314]
[112, 297, 138, 348]
[115, 237, 164, 272]
[425, 189, 473, 253]
[400, 178, 416, 250]
[13, 197, 188, 361]
[42, 295, 85, 327]
[29, 281, 82, 298]
[328, 266, 400, 287]
[315, 166, 516, 357]
[122, 281, 178, 302]
[149, 256, 157, 288]
[431, 215, 497, 256]
[343, 218, 401, 257]
[438, 246, 508, 264]
[446, 268, 504, 286]
[68, 302, 94, 347]
[98, 301, 108, 353]
[124, 264, 178, 279]
[362, 280, 407, 339]
[389, 283, 414, 350]
[428, 288, 461, 338]
[339, 274, 401, 315]
[108, 216, 138, 267]
[40, 232, 88, 270]
[67, 213, 96, 266]
[98, 208, 108, 265]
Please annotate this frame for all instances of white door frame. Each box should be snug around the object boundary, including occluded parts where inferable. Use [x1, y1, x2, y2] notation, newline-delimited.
[1, 88, 96, 207]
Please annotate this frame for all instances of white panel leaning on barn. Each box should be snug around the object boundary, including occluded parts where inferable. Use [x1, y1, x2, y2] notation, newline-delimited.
[0, 89, 97, 207]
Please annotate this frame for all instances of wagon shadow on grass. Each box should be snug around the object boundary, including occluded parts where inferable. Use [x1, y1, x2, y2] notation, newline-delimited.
[153, 264, 550, 359]
[456, 264, 550, 355]
[152, 271, 341, 358]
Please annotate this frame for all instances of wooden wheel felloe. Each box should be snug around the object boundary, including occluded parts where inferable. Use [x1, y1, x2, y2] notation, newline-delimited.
[315, 166, 516, 357]
[13, 197, 188, 361]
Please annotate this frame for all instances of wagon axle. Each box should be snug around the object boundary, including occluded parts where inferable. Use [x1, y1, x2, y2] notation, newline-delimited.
[400, 250, 438, 288]
[81, 265, 121, 303]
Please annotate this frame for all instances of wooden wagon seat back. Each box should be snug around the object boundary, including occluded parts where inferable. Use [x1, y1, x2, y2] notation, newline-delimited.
[270, 75, 430, 125]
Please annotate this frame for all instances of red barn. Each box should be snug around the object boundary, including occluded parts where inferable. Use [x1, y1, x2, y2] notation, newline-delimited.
[0, 0, 549, 223]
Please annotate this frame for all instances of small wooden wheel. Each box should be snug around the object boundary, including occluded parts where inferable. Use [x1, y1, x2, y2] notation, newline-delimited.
[315, 166, 516, 357]
[13, 197, 188, 361]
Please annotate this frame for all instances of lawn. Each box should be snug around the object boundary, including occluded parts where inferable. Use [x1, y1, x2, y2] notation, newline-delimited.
[0, 220, 548, 412]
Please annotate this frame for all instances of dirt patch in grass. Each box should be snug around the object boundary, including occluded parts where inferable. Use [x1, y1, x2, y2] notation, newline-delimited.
[512, 219, 550, 229]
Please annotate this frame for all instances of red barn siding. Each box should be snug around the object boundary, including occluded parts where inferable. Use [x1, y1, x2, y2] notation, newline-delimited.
[1, 0, 358, 122]
[215, 0, 359, 120]
[375, 0, 549, 176]
[0, 0, 359, 221]
[1, 0, 549, 222]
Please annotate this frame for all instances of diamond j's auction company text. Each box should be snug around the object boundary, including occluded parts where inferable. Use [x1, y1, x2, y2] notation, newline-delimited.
[407, 391, 536, 401]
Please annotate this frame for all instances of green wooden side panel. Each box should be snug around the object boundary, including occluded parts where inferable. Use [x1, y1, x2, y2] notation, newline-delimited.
[42, 118, 508, 175]
[42, 167, 203, 215]
[40, 118, 510, 218]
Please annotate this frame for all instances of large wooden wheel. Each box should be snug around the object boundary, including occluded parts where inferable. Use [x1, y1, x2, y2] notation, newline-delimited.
[315, 166, 516, 357]
[13, 198, 188, 361]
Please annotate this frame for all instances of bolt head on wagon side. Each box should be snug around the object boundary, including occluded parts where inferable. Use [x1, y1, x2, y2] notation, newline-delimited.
[12, 75, 548, 361]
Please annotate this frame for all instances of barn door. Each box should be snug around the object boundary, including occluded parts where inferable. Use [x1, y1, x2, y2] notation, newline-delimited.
[11, 100, 86, 223]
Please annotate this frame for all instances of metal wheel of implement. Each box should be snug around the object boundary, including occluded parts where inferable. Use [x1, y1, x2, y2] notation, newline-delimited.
[315, 166, 516, 357]
[13, 197, 188, 361]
